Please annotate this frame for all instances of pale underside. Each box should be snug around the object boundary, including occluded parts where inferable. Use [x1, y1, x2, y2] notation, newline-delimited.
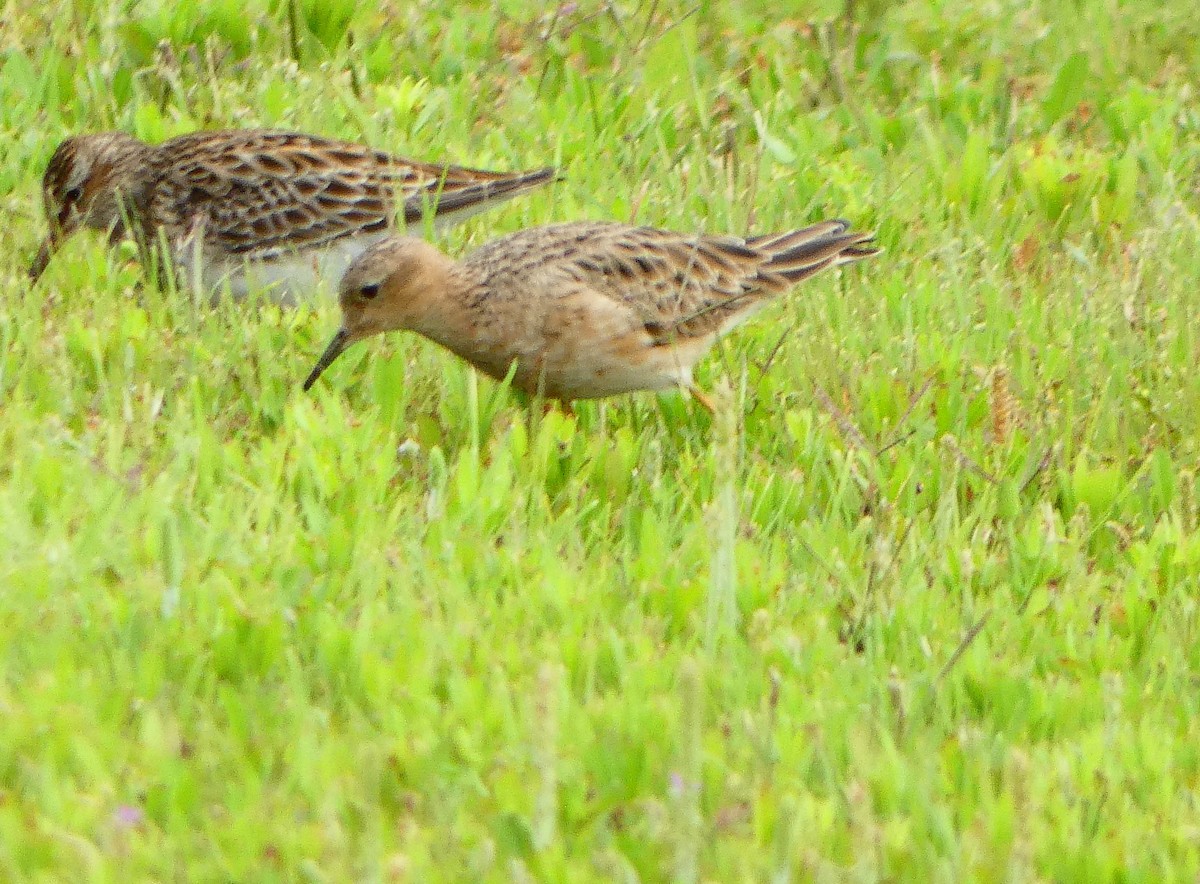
[169, 212, 478, 305]
[173, 231, 386, 304]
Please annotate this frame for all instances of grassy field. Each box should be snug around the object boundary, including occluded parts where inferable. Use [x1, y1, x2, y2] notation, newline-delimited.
[2, 0, 1200, 879]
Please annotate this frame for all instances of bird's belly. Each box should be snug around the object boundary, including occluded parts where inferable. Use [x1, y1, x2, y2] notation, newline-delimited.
[547, 360, 672, 400]
[196, 235, 390, 305]
[497, 336, 711, 401]
[439, 295, 719, 402]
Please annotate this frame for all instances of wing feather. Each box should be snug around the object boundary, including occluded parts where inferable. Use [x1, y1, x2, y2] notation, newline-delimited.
[465, 220, 877, 344]
[146, 129, 554, 260]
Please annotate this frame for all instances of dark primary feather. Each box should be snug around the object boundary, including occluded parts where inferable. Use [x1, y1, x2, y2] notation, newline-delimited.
[399, 167, 556, 226]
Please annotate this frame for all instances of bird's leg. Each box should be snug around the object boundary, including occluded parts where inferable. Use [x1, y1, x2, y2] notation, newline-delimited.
[688, 384, 716, 415]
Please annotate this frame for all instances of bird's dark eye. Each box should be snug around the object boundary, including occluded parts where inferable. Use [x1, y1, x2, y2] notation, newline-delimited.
[64, 186, 83, 204]
[360, 283, 380, 300]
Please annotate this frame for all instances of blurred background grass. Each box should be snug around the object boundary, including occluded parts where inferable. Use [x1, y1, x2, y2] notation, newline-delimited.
[2, 0, 1200, 879]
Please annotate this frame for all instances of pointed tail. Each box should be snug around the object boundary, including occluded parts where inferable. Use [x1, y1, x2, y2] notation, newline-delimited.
[403, 166, 558, 227]
[751, 219, 879, 285]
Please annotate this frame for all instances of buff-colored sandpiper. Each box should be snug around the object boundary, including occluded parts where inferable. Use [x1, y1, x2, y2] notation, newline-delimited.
[31, 129, 555, 302]
[302, 219, 878, 411]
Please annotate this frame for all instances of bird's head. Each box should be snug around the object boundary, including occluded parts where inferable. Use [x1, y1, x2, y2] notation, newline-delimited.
[31, 132, 150, 281]
[303, 236, 454, 390]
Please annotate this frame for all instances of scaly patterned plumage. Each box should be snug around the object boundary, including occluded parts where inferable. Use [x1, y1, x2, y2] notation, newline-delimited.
[31, 129, 556, 302]
[303, 219, 879, 410]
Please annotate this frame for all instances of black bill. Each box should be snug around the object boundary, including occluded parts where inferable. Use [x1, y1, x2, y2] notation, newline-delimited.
[303, 328, 351, 391]
[29, 238, 56, 282]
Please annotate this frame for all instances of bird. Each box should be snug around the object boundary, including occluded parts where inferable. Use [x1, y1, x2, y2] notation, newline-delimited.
[301, 219, 878, 411]
[30, 129, 556, 303]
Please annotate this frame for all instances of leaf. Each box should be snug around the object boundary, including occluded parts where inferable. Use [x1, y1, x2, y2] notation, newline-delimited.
[0, 50, 37, 101]
[301, 0, 356, 51]
[494, 812, 535, 859]
[753, 112, 796, 164]
[1072, 458, 1123, 517]
[1042, 51, 1089, 124]
[643, 12, 698, 103]
[1108, 146, 1140, 226]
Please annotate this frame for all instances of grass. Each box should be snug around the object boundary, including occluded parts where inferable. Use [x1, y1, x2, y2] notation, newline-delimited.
[2, 0, 1200, 879]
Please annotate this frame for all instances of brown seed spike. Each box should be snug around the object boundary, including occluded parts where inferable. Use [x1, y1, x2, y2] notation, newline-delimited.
[990, 365, 1013, 446]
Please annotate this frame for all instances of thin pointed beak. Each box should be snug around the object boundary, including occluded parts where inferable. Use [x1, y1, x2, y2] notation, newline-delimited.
[29, 237, 58, 282]
[303, 328, 351, 391]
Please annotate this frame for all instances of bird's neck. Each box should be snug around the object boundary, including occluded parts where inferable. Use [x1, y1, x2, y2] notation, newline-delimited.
[92, 139, 158, 238]
[408, 264, 496, 366]
[116, 141, 158, 217]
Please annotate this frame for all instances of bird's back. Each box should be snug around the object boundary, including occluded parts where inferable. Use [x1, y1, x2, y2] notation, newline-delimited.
[147, 129, 554, 262]
[462, 219, 877, 344]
